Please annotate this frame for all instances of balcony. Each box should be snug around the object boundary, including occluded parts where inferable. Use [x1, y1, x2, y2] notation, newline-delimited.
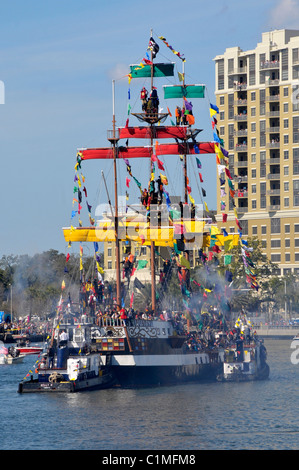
[238, 207, 249, 213]
[267, 158, 280, 164]
[235, 144, 248, 152]
[266, 79, 280, 86]
[234, 175, 248, 183]
[266, 126, 280, 133]
[265, 95, 280, 102]
[236, 190, 248, 197]
[260, 61, 280, 70]
[267, 142, 280, 149]
[267, 173, 280, 180]
[267, 205, 281, 211]
[228, 67, 248, 75]
[233, 83, 247, 91]
[266, 111, 280, 117]
[234, 129, 248, 137]
[237, 160, 248, 167]
[267, 189, 280, 195]
[234, 99, 248, 106]
[234, 114, 248, 121]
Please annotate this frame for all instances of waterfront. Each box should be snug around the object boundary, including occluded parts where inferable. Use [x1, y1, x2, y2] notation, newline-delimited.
[0, 338, 298, 450]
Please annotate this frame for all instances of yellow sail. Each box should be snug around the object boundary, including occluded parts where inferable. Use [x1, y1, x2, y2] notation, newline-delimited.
[62, 222, 239, 248]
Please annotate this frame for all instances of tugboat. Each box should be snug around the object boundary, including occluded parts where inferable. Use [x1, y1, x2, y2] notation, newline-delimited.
[18, 304, 226, 393]
[217, 317, 270, 382]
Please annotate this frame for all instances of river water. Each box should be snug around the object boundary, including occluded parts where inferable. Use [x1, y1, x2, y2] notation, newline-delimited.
[0, 338, 298, 451]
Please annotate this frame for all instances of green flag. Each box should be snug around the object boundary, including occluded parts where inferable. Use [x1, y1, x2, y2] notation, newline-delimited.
[137, 260, 148, 270]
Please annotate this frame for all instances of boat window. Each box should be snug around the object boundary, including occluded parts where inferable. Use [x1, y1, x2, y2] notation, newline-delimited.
[162, 328, 166, 335]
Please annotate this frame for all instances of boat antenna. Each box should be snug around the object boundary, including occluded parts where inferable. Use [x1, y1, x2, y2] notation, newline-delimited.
[101, 170, 114, 218]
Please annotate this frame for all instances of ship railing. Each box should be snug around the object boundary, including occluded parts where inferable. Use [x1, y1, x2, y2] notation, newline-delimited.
[98, 318, 126, 328]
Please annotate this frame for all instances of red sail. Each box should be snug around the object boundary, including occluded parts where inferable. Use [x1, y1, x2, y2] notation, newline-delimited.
[79, 142, 215, 160]
[119, 126, 191, 140]
[156, 142, 215, 155]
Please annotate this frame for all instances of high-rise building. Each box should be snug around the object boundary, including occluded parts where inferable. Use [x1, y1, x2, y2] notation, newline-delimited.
[214, 29, 299, 276]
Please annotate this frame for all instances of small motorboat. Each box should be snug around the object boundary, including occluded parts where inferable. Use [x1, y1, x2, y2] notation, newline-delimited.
[15, 343, 43, 355]
[5, 354, 26, 364]
[0, 342, 25, 364]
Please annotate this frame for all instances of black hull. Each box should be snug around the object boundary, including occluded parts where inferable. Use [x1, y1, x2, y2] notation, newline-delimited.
[18, 372, 116, 393]
[111, 363, 223, 388]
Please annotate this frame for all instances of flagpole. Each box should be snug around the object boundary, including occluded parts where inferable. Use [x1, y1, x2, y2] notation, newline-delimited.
[110, 79, 121, 310]
[150, 28, 156, 313]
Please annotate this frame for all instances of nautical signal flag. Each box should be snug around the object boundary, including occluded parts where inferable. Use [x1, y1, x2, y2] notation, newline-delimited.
[160, 174, 168, 185]
[210, 103, 219, 118]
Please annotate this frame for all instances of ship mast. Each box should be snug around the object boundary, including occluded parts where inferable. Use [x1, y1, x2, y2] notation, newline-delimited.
[150, 29, 156, 313]
[109, 79, 121, 310]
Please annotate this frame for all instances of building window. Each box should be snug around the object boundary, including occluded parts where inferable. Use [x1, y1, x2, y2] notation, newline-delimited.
[285, 253, 291, 262]
[284, 150, 289, 159]
[261, 225, 267, 234]
[284, 197, 289, 207]
[251, 107, 256, 117]
[295, 224, 299, 232]
[284, 182, 289, 191]
[251, 138, 256, 147]
[220, 111, 225, 120]
[251, 153, 256, 163]
[251, 122, 256, 132]
[252, 226, 257, 235]
[217, 59, 224, 90]
[284, 119, 289, 128]
[108, 261, 112, 269]
[252, 169, 256, 178]
[295, 239, 299, 247]
[293, 116, 299, 143]
[271, 254, 281, 262]
[220, 96, 225, 105]
[252, 200, 256, 209]
[285, 224, 290, 233]
[284, 166, 289, 175]
[108, 248, 112, 257]
[284, 87, 289, 97]
[295, 253, 299, 262]
[284, 103, 289, 113]
[251, 91, 256, 101]
[271, 239, 281, 248]
[285, 238, 290, 247]
[271, 218, 280, 234]
[252, 184, 256, 193]
[284, 135, 289, 144]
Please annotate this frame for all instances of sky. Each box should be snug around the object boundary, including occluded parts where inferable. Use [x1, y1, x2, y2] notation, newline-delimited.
[0, 0, 298, 257]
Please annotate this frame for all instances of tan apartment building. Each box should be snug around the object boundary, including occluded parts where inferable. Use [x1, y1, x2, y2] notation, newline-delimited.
[214, 29, 299, 276]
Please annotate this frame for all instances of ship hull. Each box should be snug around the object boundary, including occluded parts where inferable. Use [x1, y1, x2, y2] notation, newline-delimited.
[110, 351, 223, 388]
[112, 363, 222, 388]
[18, 371, 115, 393]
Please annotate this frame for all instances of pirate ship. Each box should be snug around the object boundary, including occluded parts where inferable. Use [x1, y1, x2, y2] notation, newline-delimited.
[19, 33, 267, 393]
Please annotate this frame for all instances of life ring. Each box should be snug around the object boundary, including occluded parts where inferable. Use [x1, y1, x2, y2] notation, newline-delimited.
[48, 372, 64, 383]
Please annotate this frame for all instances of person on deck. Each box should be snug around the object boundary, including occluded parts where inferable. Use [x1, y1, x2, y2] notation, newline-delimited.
[175, 106, 181, 125]
[140, 87, 148, 112]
